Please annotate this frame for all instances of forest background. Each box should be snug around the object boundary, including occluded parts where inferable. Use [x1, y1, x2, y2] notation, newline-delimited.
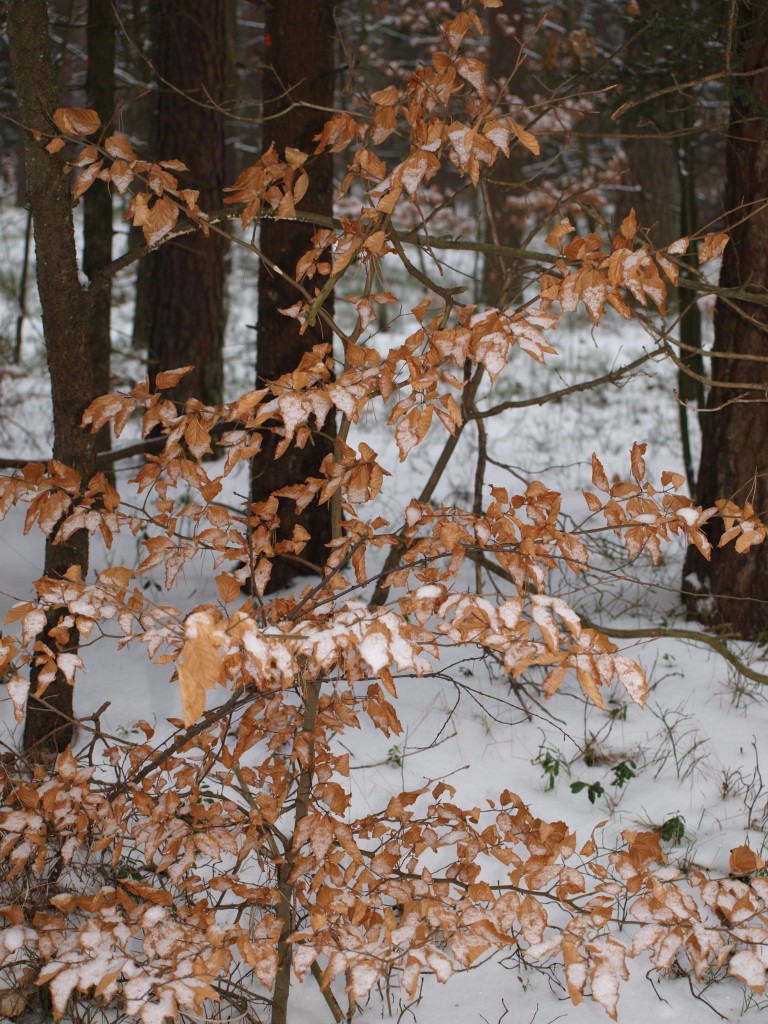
[1, 1, 768, 1022]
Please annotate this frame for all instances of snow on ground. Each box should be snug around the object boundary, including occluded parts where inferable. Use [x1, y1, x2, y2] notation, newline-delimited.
[1, 199, 767, 1023]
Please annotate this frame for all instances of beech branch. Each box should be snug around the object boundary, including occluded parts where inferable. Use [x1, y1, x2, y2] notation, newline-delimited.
[465, 548, 768, 688]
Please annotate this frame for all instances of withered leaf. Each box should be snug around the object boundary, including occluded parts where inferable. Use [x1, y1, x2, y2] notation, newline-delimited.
[699, 231, 729, 264]
[52, 107, 101, 137]
[510, 119, 540, 156]
[730, 845, 765, 876]
[155, 365, 194, 390]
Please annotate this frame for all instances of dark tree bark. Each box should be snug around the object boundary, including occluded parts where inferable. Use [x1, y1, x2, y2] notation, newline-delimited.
[83, 0, 115, 455]
[483, 0, 527, 308]
[121, 0, 159, 353]
[615, 133, 680, 245]
[252, 0, 337, 593]
[682, 0, 768, 637]
[7, 0, 97, 756]
[613, 2, 714, 491]
[147, 0, 229, 407]
[616, 127, 705, 491]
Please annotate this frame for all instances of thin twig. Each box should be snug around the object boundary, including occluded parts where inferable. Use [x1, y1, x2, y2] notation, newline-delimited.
[370, 364, 486, 607]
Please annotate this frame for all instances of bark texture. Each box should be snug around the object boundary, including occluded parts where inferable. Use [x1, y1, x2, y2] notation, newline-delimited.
[147, 0, 229, 407]
[482, 0, 527, 308]
[83, 0, 115, 455]
[682, 0, 768, 637]
[252, 0, 337, 592]
[7, 0, 96, 755]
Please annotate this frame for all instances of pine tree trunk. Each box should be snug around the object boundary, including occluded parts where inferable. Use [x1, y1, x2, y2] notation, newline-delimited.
[682, 0, 768, 637]
[7, 0, 96, 756]
[252, 0, 337, 592]
[147, 0, 229, 407]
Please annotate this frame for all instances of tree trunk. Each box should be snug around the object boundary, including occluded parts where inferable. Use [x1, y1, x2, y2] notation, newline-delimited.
[615, 133, 680, 246]
[682, 0, 768, 638]
[612, 1, 682, 247]
[83, 0, 115, 456]
[252, 0, 337, 592]
[120, 0, 158, 353]
[613, 1, 710, 494]
[482, 0, 527, 308]
[147, 0, 229, 407]
[7, 0, 97, 756]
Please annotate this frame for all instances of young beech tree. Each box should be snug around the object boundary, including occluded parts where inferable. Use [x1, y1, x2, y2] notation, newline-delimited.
[3, 2, 768, 1022]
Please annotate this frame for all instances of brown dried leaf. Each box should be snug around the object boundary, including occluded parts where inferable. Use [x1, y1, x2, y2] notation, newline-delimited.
[184, 417, 212, 461]
[178, 612, 224, 726]
[583, 490, 602, 513]
[132, 192, 180, 246]
[52, 107, 101, 136]
[699, 232, 729, 264]
[667, 235, 689, 255]
[155, 365, 194, 390]
[730, 845, 765, 876]
[510, 119, 540, 155]
[119, 879, 173, 905]
[655, 253, 679, 286]
[729, 950, 766, 993]
[73, 160, 104, 200]
[661, 470, 686, 490]
[576, 659, 605, 709]
[587, 937, 628, 1019]
[73, 145, 99, 167]
[82, 393, 136, 437]
[591, 454, 610, 493]
[5, 602, 32, 625]
[456, 56, 486, 95]
[135, 535, 176, 574]
[546, 218, 575, 249]
[293, 170, 309, 205]
[620, 209, 637, 240]
[394, 405, 433, 461]
[215, 573, 241, 604]
[562, 937, 585, 1005]
[613, 656, 646, 707]
[445, 11, 473, 49]
[7, 675, 29, 724]
[105, 134, 138, 161]
[371, 85, 399, 106]
[623, 829, 665, 868]
[630, 442, 646, 483]
[283, 147, 308, 170]
[314, 112, 359, 154]
[159, 158, 188, 172]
